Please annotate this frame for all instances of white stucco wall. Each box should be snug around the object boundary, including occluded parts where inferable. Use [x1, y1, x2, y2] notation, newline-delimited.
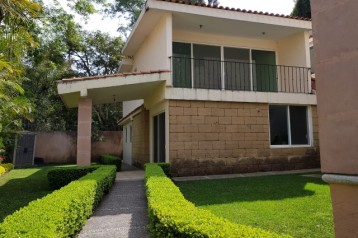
[132, 14, 173, 72]
[123, 100, 144, 118]
[277, 31, 311, 67]
[173, 30, 277, 51]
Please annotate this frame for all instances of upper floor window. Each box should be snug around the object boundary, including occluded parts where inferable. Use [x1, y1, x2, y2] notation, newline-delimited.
[172, 42, 278, 92]
[269, 105, 310, 146]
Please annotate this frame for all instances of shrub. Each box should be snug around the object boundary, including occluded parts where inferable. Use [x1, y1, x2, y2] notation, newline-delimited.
[100, 154, 122, 171]
[156, 162, 171, 177]
[0, 163, 14, 175]
[145, 163, 290, 238]
[0, 165, 116, 238]
[0, 167, 5, 176]
[47, 166, 98, 190]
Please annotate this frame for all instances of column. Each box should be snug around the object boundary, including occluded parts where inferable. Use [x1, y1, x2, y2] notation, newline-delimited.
[312, 0, 358, 237]
[77, 98, 92, 166]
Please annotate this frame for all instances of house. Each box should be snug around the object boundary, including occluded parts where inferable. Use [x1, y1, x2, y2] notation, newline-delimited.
[57, 0, 320, 176]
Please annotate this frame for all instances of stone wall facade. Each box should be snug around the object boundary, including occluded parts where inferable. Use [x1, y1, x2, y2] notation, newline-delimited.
[132, 109, 150, 167]
[169, 100, 320, 176]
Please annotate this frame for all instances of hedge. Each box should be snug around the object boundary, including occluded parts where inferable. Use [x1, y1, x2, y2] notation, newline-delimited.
[0, 163, 14, 176]
[100, 154, 122, 171]
[0, 165, 117, 238]
[145, 163, 291, 238]
[47, 166, 98, 190]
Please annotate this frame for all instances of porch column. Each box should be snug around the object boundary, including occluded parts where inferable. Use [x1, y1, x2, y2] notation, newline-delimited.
[77, 97, 92, 166]
[312, 0, 358, 237]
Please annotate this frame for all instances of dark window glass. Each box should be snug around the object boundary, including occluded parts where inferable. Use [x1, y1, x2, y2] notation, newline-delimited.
[224, 47, 251, 91]
[193, 44, 221, 89]
[173, 42, 192, 88]
[290, 106, 309, 145]
[252, 50, 277, 92]
[269, 105, 289, 145]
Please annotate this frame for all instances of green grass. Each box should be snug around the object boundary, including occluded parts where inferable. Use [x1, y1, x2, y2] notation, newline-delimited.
[0, 166, 70, 222]
[176, 174, 334, 238]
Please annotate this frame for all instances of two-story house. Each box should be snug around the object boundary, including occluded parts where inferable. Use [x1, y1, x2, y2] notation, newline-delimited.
[57, 0, 319, 176]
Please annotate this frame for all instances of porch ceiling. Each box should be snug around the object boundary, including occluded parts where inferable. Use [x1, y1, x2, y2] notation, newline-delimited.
[172, 13, 307, 40]
[57, 71, 170, 108]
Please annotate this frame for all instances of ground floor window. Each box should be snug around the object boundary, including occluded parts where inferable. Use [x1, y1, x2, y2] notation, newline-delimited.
[269, 105, 310, 146]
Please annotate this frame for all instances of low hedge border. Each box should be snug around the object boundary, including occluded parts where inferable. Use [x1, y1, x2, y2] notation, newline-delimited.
[47, 166, 99, 190]
[0, 165, 116, 238]
[0, 163, 14, 176]
[100, 154, 122, 171]
[145, 163, 291, 238]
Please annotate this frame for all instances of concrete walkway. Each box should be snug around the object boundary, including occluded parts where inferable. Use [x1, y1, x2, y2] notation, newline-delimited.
[79, 164, 149, 238]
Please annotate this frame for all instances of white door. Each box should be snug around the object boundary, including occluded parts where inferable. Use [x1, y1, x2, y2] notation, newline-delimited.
[123, 124, 132, 165]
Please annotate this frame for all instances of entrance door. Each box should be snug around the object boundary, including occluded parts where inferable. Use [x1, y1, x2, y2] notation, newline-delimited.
[123, 124, 132, 165]
[153, 112, 166, 163]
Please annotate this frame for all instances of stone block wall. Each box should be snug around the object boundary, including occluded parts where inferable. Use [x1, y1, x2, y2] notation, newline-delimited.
[169, 100, 320, 176]
[132, 109, 150, 167]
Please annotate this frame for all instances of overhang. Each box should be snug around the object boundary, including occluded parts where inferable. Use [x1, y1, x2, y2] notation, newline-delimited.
[57, 70, 170, 108]
[123, 0, 312, 56]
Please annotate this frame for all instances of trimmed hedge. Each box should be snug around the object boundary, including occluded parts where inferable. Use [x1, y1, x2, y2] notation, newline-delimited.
[156, 163, 171, 177]
[47, 166, 98, 190]
[0, 165, 116, 238]
[100, 154, 122, 171]
[0, 163, 14, 176]
[145, 163, 291, 238]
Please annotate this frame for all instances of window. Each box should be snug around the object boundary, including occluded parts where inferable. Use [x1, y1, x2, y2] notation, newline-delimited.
[269, 105, 310, 146]
[172, 42, 277, 92]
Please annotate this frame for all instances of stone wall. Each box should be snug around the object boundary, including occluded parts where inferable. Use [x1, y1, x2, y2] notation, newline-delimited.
[35, 131, 122, 164]
[131, 109, 150, 167]
[169, 100, 320, 176]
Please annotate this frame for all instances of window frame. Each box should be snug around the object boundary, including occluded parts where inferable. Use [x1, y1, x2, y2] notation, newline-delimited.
[172, 41, 278, 91]
[269, 104, 313, 148]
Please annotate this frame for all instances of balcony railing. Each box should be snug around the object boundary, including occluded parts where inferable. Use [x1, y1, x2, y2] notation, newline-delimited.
[170, 56, 312, 94]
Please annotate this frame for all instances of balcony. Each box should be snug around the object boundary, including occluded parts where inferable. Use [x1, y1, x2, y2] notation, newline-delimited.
[170, 56, 312, 94]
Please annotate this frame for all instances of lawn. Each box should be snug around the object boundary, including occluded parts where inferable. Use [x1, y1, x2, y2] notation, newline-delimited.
[0, 166, 64, 222]
[176, 174, 334, 238]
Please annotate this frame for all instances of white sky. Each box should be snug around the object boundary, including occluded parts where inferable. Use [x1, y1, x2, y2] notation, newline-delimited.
[64, 0, 296, 37]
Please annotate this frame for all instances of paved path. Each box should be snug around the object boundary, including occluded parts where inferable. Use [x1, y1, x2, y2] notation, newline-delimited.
[79, 165, 149, 238]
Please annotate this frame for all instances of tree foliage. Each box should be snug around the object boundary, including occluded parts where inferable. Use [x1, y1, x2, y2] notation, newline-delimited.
[0, 0, 41, 152]
[291, 0, 311, 18]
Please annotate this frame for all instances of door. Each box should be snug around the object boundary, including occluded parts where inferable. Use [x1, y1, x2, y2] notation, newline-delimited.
[123, 124, 132, 165]
[14, 133, 36, 167]
[153, 112, 166, 163]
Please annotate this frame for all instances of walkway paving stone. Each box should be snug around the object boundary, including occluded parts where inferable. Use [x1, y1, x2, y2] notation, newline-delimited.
[79, 165, 149, 238]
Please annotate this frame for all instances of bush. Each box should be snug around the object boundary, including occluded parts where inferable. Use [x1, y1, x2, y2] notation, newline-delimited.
[0, 167, 5, 176]
[0, 163, 14, 175]
[156, 163, 171, 177]
[145, 163, 290, 238]
[47, 166, 98, 190]
[0, 165, 116, 238]
[100, 154, 122, 171]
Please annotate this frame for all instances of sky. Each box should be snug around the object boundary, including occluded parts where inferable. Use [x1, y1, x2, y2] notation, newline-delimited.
[64, 0, 296, 37]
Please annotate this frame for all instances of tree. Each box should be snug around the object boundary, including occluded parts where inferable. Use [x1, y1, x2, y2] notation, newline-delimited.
[0, 0, 41, 154]
[23, 7, 124, 134]
[291, 0, 311, 18]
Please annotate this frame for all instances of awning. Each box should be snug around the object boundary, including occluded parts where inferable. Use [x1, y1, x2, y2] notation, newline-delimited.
[57, 70, 170, 108]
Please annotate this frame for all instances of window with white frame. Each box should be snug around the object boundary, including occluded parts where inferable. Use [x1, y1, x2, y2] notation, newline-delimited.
[269, 105, 310, 146]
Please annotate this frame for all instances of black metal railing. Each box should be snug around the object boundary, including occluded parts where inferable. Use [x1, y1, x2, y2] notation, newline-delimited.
[170, 56, 312, 94]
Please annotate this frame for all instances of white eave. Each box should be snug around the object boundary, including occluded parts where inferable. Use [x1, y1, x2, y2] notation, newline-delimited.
[57, 71, 170, 108]
[123, 0, 312, 56]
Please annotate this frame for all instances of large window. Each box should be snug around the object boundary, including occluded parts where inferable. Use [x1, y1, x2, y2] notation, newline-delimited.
[269, 105, 310, 146]
[172, 42, 277, 91]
